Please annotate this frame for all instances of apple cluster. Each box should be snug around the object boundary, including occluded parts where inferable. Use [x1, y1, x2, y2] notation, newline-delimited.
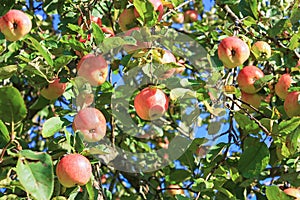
[172, 10, 199, 24]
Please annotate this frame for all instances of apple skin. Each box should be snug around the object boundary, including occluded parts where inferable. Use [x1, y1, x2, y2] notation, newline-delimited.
[56, 154, 92, 188]
[241, 91, 261, 110]
[184, 10, 198, 23]
[284, 91, 300, 118]
[0, 9, 32, 41]
[283, 188, 300, 199]
[237, 65, 264, 94]
[134, 87, 169, 121]
[251, 41, 271, 61]
[158, 49, 177, 79]
[77, 54, 108, 86]
[73, 107, 107, 142]
[275, 73, 292, 99]
[166, 184, 184, 196]
[40, 78, 67, 100]
[119, 8, 137, 31]
[218, 36, 250, 69]
[172, 13, 184, 23]
[134, 0, 164, 21]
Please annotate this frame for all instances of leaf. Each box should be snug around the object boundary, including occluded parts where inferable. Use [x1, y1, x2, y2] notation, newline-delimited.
[16, 150, 54, 200]
[54, 55, 74, 68]
[169, 169, 191, 182]
[0, 120, 10, 148]
[268, 19, 287, 37]
[278, 117, 300, 135]
[170, 88, 196, 100]
[0, 65, 18, 79]
[238, 138, 270, 178]
[265, 186, 291, 200]
[254, 74, 273, 90]
[0, 86, 27, 123]
[99, 37, 136, 53]
[91, 22, 105, 46]
[26, 36, 54, 67]
[289, 33, 300, 50]
[42, 117, 65, 138]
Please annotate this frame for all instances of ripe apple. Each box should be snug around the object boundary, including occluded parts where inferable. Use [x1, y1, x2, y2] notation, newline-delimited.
[119, 8, 137, 31]
[73, 107, 107, 142]
[157, 49, 177, 79]
[237, 65, 264, 94]
[123, 27, 152, 53]
[172, 13, 184, 23]
[283, 188, 300, 199]
[184, 10, 198, 23]
[134, 87, 169, 121]
[241, 91, 261, 110]
[166, 184, 184, 196]
[40, 78, 67, 100]
[134, 0, 164, 21]
[77, 54, 108, 86]
[284, 91, 300, 118]
[0, 9, 32, 41]
[275, 73, 292, 99]
[218, 36, 250, 69]
[56, 154, 92, 188]
[251, 41, 271, 61]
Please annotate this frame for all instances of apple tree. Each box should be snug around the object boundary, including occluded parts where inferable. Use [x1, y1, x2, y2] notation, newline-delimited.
[0, 0, 299, 199]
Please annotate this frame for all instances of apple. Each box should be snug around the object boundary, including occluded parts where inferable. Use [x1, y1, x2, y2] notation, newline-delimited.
[73, 107, 107, 142]
[119, 8, 138, 31]
[123, 27, 152, 53]
[134, 0, 164, 21]
[251, 41, 271, 61]
[237, 65, 264, 94]
[284, 91, 300, 118]
[0, 9, 32, 41]
[283, 188, 300, 199]
[241, 91, 261, 110]
[40, 78, 67, 100]
[172, 13, 184, 23]
[134, 87, 169, 121]
[218, 36, 250, 69]
[56, 154, 92, 188]
[184, 10, 198, 23]
[156, 49, 177, 79]
[101, 26, 115, 37]
[166, 184, 184, 196]
[275, 73, 292, 99]
[75, 92, 94, 109]
[77, 54, 108, 86]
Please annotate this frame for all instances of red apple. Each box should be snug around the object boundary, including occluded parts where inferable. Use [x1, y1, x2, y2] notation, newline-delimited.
[101, 26, 115, 37]
[0, 9, 32, 41]
[73, 107, 107, 142]
[218, 36, 250, 69]
[284, 91, 300, 118]
[40, 78, 67, 100]
[275, 73, 292, 99]
[56, 154, 92, 188]
[241, 91, 261, 110]
[251, 41, 271, 61]
[184, 10, 198, 23]
[119, 8, 137, 31]
[134, 87, 169, 121]
[123, 27, 152, 53]
[157, 49, 177, 79]
[77, 54, 108, 86]
[166, 184, 184, 196]
[283, 188, 300, 199]
[172, 13, 184, 23]
[237, 65, 264, 94]
[134, 0, 164, 21]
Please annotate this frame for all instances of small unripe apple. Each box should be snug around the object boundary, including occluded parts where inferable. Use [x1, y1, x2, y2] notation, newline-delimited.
[73, 107, 107, 142]
[166, 184, 184, 196]
[134, 87, 169, 121]
[251, 41, 271, 61]
[284, 91, 300, 118]
[184, 10, 198, 23]
[0, 9, 32, 41]
[237, 65, 264, 94]
[134, 0, 164, 21]
[56, 154, 92, 188]
[119, 8, 137, 31]
[218, 36, 250, 69]
[172, 13, 184, 23]
[275, 73, 292, 99]
[77, 54, 108, 86]
[283, 188, 300, 199]
[40, 78, 67, 100]
[241, 91, 261, 110]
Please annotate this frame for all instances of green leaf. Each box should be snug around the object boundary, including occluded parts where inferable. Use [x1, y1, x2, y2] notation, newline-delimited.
[238, 138, 270, 178]
[234, 112, 259, 132]
[268, 19, 287, 37]
[26, 36, 54, 67]
[99, 37, 136, 53]
[254, 74, 273, 90]
[290, 1, 300, 25]
[169, 169, 191, 182]
[278, 117, 300, 135]
[16, 150, 54, 200]
[0, 0, 15, 16]
[0, 120, 10, 148]
[54, 55, 74, 68]
[289, 33, 300, 50]
[42, 117, 65, 138]
[91, 22, 105, 46]
[0, 86, 27, 123]
[0, 65, 18, 79]
[265, 186, 292, 200]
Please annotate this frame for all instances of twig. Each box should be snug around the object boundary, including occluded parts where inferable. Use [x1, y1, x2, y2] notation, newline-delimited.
[162, 0, 193, 20]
